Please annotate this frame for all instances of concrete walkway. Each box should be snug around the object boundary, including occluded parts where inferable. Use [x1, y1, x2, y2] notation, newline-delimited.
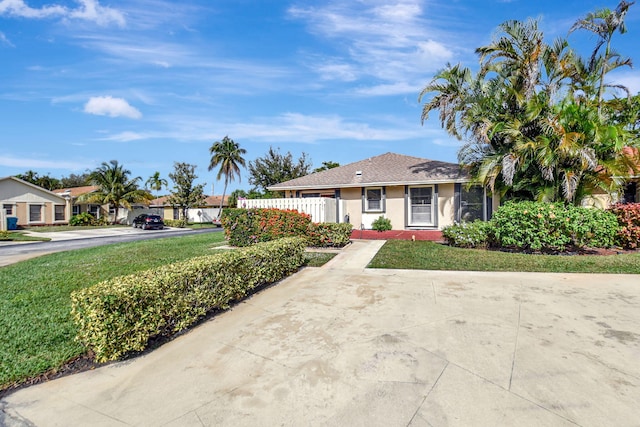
[1, 240, 640, 426]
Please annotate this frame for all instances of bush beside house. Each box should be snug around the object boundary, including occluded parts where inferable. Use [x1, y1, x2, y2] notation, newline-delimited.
[443, 201, 620, 252]
[71, 237, 306, 362]
[221, 208, 352, 247]
[609, 203, 640, 249]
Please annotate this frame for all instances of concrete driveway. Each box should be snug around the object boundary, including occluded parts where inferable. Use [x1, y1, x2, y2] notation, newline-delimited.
[1, 240, 639, 426]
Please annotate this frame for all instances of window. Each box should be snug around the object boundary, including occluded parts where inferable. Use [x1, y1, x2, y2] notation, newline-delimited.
[72, 205, 81, 216]
[456, 185, 491, 222]
[408, 186, 433, 225]
[55, 205, 65, 221]
[460, 186, 485, 222]
[29, 205, 43, 222]
[3, 204, 13, 215]
[365, 187, 383, 212]
[89, 205, 100, 218]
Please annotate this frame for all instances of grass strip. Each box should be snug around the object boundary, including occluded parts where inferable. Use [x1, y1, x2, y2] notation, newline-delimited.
[0, 232, 226, 391]
[304, 251, 337, 267]
[369, 240, 640, 274]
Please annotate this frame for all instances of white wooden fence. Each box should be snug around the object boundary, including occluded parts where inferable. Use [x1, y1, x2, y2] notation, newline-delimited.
[241, 198, 338, 223]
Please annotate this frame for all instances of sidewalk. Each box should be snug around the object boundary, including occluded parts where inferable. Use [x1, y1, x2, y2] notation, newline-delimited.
[2, 240, 639, 426]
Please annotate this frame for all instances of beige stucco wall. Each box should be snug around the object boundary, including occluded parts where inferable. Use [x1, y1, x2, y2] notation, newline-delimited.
[1, 179, 69, 226]
[437, 183, 456, 228]
[384, 186, 405, 230]
[281, 184, 461, 230]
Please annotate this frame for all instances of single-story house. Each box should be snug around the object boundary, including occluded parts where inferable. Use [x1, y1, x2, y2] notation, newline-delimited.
[53, 186, 152, 224]
[53, 186, 102, 218]
[150, 195, 230, 222]
[1, 176, 70, 228]
[267, 152, 497, 230]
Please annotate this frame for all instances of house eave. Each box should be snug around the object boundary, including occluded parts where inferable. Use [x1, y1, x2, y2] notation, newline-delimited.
[268, 178, 472, 192]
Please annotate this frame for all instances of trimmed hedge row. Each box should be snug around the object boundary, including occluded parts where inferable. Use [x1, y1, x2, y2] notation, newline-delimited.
[221, 208, 352, 247]
[443, 201, 621, 252]
[492, 201, 618, 251]
[71, 237, 306, 362]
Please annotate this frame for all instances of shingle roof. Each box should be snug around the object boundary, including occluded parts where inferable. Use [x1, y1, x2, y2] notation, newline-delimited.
[268, 152, 469, 190]
[53, 185, 99, 198]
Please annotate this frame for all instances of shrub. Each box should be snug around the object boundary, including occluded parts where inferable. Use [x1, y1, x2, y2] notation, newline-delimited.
[221, 208, 312, 246]
[221, 208, 352, 248]
[0, 231, 10, 241]
[164, 218, 189, 228]
[69, 212, 96, 226]
[71, 237, 306, 362]
[609, 203, 640, 249]
[371, 216, 392, 231]
[307, 223, 353, 247]
[491, 201, 618, 251]
[442, 220, 492, 248]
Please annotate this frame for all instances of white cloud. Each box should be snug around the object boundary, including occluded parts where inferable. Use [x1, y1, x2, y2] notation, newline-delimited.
[0, 154, 87, 170]
[0, 0, 125, 27]
[68, 0, 125, 27]
[288, 1, 457, 95]
[84, 96, 142, 119]
[0, 31, 14, 47]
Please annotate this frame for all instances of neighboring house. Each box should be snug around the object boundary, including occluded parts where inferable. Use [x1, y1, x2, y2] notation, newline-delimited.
[267, 152, 497, 230]
[53, 186, 149, 224]
[150, 195, 230, 222]
[53, 186, 101, 218]
[0, 176, 70, 228]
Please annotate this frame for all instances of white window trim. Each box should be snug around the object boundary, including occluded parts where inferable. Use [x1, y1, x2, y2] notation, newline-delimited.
[408, 185, 435, 226]
[364, 187, 384, 213]
[28, 203, 44, 224]
[3, 203, 15, 216]
[54, 204, 66, 222]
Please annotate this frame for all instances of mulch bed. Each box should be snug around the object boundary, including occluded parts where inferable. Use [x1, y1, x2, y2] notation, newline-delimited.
[350, 229, 443, 241]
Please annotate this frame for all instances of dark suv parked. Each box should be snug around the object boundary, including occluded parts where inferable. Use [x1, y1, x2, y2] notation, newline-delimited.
[132, 214, 164, 230]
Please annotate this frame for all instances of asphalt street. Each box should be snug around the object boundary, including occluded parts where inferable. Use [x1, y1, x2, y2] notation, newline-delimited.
[0, 227, 224, 266]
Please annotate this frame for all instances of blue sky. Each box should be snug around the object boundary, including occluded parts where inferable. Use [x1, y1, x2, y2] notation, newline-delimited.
[1, 0, 639, 195]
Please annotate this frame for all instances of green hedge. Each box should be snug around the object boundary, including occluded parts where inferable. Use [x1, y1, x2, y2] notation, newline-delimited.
[221, 208, 352, 247]
[71, 237, 306, 362]
[307, 223, 353, 247]
[163, 218, 189, 228]
[491, 201, 618, 251]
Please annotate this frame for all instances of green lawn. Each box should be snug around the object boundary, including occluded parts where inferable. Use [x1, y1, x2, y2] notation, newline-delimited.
[0, 233, 338, 392]
[23, 225, 127, 232]
[0, 231, 50, 242]
[369, 240, 640, 274]
[0, 232, 227, 392]
[304, 251, 337, 267]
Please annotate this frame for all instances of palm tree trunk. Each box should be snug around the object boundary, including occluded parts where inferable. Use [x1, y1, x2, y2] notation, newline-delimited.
[219, 177, 229, 219]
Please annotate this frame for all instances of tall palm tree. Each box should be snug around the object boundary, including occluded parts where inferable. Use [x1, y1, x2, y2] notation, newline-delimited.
[208, 136, 246, 217]
[145, 171, 168, 197]
[570, 1, 634, 108]
[80, 160, 152, 224]
[420, 12, 637, 205]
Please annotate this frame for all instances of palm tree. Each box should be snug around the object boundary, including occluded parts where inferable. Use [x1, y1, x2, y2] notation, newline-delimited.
[570, 1, 634, 109]
[145, 171, 168, 197]
[80, 160, 153, 224]
[420, 12, 637, 205]
[208, 136, 247, 217]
